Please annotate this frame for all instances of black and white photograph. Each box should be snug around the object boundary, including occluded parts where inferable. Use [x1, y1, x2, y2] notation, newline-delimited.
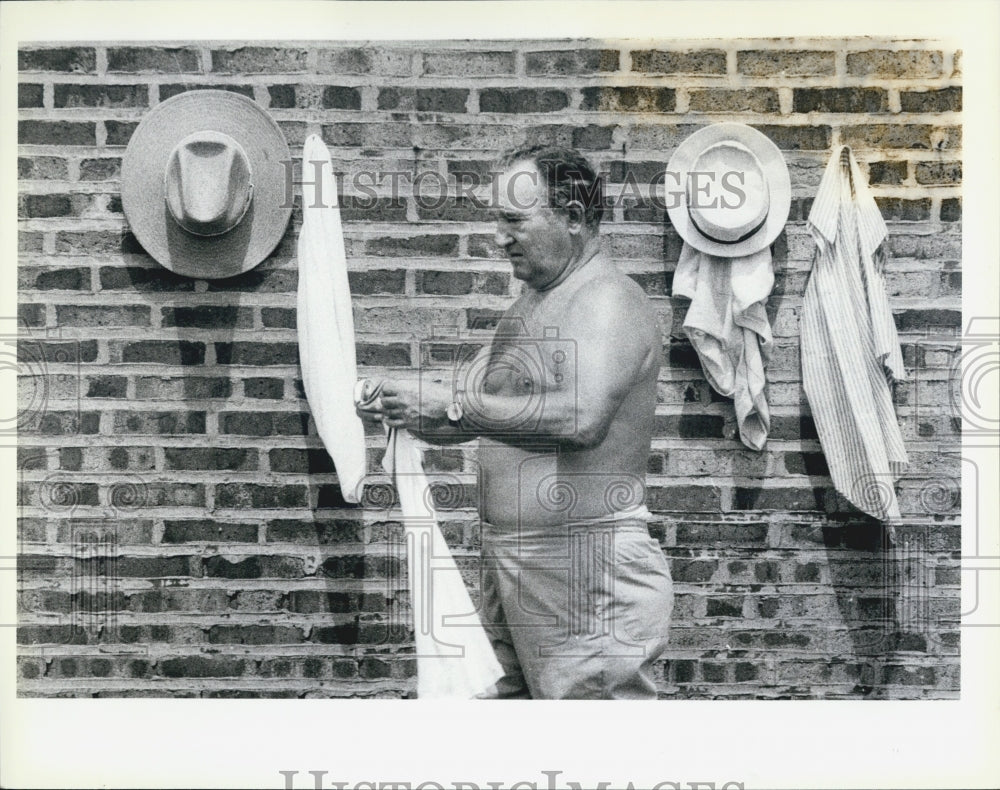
[2, 1, 998, 788]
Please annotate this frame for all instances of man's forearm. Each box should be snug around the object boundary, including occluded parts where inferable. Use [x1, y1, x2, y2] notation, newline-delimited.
[461, 388, 603, 450]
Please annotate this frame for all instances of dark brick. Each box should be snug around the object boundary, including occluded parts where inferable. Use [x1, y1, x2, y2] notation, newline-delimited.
[348, 269, 406, 295]
[940, 198, 961, 222]
[378, 88, 467, 113]
[841, 124, 960, 150]
[676, 523, 767, 546]
[356, 342, 411, 367]
[416, 270, 507, 295]
[122, 340, 204, 365]
[18, 155, 69, 180]
[267, 84, 296, 108]
[164, 448, 257, 471]
[203, 555, 304, 578]
[653, 413, 725, 439]
[874, 197, 932, 221]
[18, 83, 44, 107]
[632, 49, 726, 74]
[244, 377, 284, 399]
[56, 304, 150, 327]
[322, 85, 362, 110]
[107, 555, 192, 577]
[769, 416, 819, 441]
[159, 83, 254, 102]
[17, 448, 47, 471]
[112, 411, 206, 435]
[707, 597, 743, 617]
[525, 49, 619, 75]
[215, 483, 308, 509]
[133, 376, 231, 399]
[18, 625, 89, 645]
[107, 47, 201, 72]
[219, 411, 309, 436]
[846, 50, 943, 79]
[19, 121, 95, 146]
[868, 160, 907, 185]
[260, 307, 295, 328]
[19, 47, 96, 72]
[734, 487, 824, 511]
[24, 412, 100, 436]
[734, 663, 759, 682]
[749, 125, 831, 151]
[689, 88, 780, 113]
[17, 303, 45, 328]
[211, 47, 308, 73]
[365, 234, 458, 257]
[98, 266, 195, 293]
[479, 89, 569, 114]
[915, 161, 961, 185]
[160, 657, 245, 678]
[19, 194, 75, 218]
[793, 88, 889, 114]
[784, 452, 830, 476]
[795, 562, 821, 582]
[415, 197, 490, 223]
[700, 661, 727, 682]
[737, 50, 835, 76]
[310, 623, 360, 645]
[208, 625, 303, 645]
[18, 338, 97, 363]
[894, 308, 961, 331]
[104, 121, 138, 146]
[54, 84, 147, 108]
[671, 559, 718, 583]
[86, 375, 127, 398]
[266, 518, 367, 544]
[900, 87, 962, 113]
[339, 196, 407, 223]
[161, 305, 252, 329]
[214, 342, 298, 366]
[647, 485, 721, 512]
[581, 87, 674, 113]
[268, 448, 336, 474]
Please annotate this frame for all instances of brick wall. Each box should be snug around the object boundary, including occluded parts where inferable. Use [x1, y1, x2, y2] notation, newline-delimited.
[17, 38, 961, 698]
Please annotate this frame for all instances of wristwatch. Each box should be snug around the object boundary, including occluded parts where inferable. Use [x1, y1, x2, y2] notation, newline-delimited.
[446, 388, 464, 426]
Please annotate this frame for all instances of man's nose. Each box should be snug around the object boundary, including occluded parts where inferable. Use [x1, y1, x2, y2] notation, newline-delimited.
[494, 223, 513, 248]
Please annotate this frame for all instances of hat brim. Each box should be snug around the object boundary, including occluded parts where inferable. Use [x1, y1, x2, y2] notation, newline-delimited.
[121, 90, 292, 279]
[666, 123, 791, 258]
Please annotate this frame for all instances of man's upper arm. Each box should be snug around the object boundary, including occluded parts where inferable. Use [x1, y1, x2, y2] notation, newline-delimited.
[558, 279, 659, 444]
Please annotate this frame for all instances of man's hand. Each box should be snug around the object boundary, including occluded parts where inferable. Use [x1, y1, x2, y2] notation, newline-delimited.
[356, 378, 453, 431]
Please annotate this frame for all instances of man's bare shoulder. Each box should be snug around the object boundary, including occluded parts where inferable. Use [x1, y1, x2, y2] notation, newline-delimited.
[566, 264, 659, 329]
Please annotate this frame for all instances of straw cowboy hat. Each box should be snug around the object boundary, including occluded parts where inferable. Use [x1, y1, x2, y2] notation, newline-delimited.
[666, 123, 791, 258]
[121, 90, 293, 279]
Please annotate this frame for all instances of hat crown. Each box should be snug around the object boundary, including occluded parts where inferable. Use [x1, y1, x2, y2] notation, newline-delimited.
[164, 130, 253, 237]
[686, 141, 770, 245]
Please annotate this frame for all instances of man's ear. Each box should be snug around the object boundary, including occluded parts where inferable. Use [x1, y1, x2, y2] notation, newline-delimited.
[564, 200, 585, 234]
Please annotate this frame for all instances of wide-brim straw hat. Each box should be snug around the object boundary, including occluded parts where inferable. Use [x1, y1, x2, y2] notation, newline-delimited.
[121, 90, 292, 279]
[666, 123, 791, 258]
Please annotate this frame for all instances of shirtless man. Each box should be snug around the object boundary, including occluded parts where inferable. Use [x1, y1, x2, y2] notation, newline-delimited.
[360, 146, 674, 699]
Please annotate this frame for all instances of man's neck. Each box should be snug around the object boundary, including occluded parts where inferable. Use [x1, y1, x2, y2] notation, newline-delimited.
[535, 236, 603, 292]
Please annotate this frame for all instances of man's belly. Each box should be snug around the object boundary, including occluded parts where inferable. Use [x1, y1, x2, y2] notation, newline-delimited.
[477, 438, 648, 528]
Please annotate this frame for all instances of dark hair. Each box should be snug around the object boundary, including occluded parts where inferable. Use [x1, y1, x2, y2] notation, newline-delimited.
[495, 145, 604, 229]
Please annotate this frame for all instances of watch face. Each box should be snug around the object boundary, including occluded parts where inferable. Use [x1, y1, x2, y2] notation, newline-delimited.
[446, 401, 463, 422]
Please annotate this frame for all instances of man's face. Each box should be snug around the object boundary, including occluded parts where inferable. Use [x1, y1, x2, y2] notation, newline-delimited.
[493, 160, 575, 290]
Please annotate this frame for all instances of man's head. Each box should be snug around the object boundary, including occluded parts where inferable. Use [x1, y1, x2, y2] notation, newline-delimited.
[492, 146, 604, 290]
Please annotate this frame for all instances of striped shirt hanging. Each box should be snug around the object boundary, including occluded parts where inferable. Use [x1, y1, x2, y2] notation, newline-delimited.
[801, 146, 908, 520]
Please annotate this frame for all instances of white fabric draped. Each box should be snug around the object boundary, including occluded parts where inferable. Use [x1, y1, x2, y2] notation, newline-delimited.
[673, 243, 774, 451]
[298, 134, 502, 696]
